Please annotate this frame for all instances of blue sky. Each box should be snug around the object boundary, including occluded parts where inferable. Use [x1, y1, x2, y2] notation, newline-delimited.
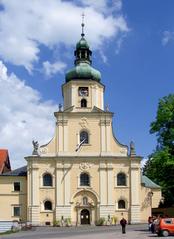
[0, 0, 174, 168]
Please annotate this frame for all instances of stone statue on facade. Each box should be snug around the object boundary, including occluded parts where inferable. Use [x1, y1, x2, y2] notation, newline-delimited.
[59, 103, 63, 112]
[130, 140, 136, 156]
[105, 104, 109, 112]
[32, 140, 39, 155]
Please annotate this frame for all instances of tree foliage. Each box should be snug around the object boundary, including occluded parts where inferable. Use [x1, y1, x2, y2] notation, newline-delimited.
[143, 94, 174, 206]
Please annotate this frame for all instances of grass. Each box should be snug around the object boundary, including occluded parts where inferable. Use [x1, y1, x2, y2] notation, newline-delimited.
[0, 229, 19, 235]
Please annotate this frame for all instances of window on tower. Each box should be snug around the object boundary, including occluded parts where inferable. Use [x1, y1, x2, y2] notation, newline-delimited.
[80, 173, 90, 186]
[43, 173, 53, 187]
[81, 99, 87, 108]
[80, 131, 88, 144]
[117, 173, 126, 186]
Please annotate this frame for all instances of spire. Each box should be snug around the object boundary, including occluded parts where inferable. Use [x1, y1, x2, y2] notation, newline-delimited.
[74, 14, 92, 66]
[65, 18, 101, 83]
[81, 13, 85, 38]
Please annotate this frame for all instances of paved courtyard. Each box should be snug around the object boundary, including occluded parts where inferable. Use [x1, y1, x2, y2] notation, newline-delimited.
[0, 224, 173, 239]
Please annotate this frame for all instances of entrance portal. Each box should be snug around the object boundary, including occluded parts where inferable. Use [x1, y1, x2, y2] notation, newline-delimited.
[81, 209, 90, 225]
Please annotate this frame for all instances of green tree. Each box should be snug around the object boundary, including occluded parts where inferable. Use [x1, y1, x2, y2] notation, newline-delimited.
[143, 94, 174, 206]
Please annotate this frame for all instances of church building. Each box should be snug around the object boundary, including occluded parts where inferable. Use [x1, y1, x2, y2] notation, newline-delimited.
[0, 22, 161, 227]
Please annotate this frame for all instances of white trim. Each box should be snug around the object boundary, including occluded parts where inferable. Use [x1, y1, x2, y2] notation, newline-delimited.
[12, 205, 21, 217]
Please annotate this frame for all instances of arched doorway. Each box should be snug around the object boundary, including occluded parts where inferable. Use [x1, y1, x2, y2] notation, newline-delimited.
[81, 209, 90, 225]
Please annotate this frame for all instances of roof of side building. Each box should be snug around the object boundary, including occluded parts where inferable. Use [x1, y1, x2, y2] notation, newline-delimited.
[0, 149, 11, 174]
[141, 175, 161, 189]
[2, 165, 27, 176]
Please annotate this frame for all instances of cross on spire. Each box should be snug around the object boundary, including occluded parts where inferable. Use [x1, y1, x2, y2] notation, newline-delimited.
[81, 13, 85, 38]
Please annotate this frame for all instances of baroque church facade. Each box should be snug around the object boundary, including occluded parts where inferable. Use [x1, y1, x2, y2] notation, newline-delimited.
[0, 25, 161, 227]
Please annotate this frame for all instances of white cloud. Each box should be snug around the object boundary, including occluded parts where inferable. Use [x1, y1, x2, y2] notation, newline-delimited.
[76, 0, 122, 14]
[0, 0, 129, 71]
[162, 31, 174, 46]
[0, 61, 56, 169]
[141, 157, 148, 168]
[43, 61, 67, 77]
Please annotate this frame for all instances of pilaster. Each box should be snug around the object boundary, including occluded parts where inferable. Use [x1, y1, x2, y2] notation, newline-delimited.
[130, 161, 141, 223]
[56, 118, 68, 152]
[64, 163, 71, 205]
[56, 163, 64, 206]
[99, 163, 107, 205]
[107, 163, 113, 205]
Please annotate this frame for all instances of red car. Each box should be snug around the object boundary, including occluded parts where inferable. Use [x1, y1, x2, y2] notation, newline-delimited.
[155, 218, 174, 237]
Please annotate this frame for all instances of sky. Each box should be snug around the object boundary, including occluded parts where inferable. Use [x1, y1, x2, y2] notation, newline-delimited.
[0, 0, 174, 169]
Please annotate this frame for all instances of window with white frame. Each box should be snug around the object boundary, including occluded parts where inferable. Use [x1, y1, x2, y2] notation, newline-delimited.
[117, 173, 126, 186]
[80, 131, 89, 144]
[44, 200, 52, 210]
[80, 172, 90, 186]
[118, 200, 126, 209]
[43, 173, 52, 186]
[13, 206, 21, 216]
[14, 182, 20, 191]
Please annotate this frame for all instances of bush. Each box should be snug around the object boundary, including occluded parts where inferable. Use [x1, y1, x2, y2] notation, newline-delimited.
[64, 218, 71, 226]
[53, 220, 60, 227]
[95, 217, 105, 226]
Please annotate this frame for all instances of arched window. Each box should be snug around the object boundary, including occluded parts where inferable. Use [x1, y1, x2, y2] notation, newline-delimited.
[80, 131, 88, 144]
[80, 173, 90, 186]
[117, 173, 126, 186]
[81, 99, 87, 108]
[118, 200, 126, 209]
[43, 173, 52, 186]
[83, 196, 88, 205]
[44, 200, 52, 210]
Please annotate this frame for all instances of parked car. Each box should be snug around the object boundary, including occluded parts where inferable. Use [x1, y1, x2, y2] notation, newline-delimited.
[155, 218, 174, 237]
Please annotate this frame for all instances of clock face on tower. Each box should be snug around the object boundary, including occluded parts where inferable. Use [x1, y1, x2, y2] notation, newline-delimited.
[78, 87, 88, 96]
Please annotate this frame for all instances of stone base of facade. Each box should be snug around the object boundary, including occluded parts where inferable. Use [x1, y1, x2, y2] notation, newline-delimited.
[28, 206, 40, 225]
[55, 205, 71, 220]
[99, 205, 115, 219]
[130, 205, 141, 224]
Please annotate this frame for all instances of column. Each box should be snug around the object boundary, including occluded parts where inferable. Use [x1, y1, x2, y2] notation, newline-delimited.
[27, 165, 32, 222]
[100, 87, 104, 110]
[63, 120, 68, 152]
[71, 85, 76, 107]
[55, 163, 71, 219]
[130, 162, 141, 223]
[55, 163, 64, 219]
[99, 163, 109, 218]
[99, 163, 107, 205]
[30, 165, 40, 225]
[107, 163, 113, 205]
[100, 120, 106, 152]
[91, 85, 97, 107]
[105, 120, 111, 152]
[64, 164, 71, 205]
[56, 163, 64, 206]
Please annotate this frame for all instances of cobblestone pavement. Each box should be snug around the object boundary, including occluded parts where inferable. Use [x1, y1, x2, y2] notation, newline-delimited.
[0, 224, 173, 239]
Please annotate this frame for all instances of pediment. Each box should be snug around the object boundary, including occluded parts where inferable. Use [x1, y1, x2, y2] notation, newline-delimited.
[63, 105, 74, 112]
[92, 106, 105, 113]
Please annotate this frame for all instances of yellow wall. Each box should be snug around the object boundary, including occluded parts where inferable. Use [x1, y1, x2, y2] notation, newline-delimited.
[0, 176, 27, 221]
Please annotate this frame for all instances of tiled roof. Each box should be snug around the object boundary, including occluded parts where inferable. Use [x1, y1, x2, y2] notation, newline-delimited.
[0, 149, 11, 173]
[2, 165, 27, 176]
[141, 175, 161, 189]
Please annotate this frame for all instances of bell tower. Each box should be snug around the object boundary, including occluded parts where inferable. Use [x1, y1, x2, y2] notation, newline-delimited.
[62, 17, 104, 112]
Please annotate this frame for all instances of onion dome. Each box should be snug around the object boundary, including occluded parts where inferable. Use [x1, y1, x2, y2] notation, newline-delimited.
[65, 17, 101, 82]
